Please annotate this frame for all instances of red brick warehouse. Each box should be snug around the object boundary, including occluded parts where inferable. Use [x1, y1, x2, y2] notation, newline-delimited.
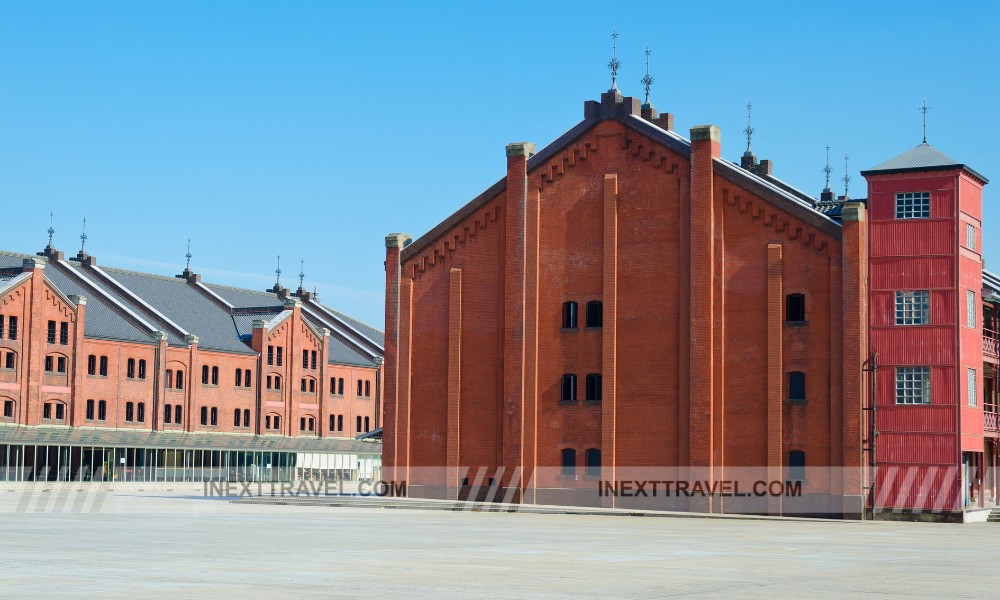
[382, 84, 996, 520]
[0, 241, 384, 483]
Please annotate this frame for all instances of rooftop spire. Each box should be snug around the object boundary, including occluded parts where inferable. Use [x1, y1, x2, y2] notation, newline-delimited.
[79, 217, 88, 254]
[823, 143, 832, 192]
[185, 239, 192, 271]
[641, 45, 653, 108]
[47, 211, 54, 248]
[743, 100, 754, 154]
[842, 153, 851, 199]
[608, 28, 621, 91]
[274, 254, 282, 288]
[920, 97, 930, 144]
[298, 259, 305, 291]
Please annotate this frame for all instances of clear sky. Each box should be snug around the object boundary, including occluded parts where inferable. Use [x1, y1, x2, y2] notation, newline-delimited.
[2, 1, 998, 327]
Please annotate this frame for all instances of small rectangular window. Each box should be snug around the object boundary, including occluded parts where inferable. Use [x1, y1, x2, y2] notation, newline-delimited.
[243, 409, 250, 428]
[244, 369, 252, 388]
[211, 407, 218, 426]
[8, 316, 17, 340]
[0, 315, 4, 339]
[138, 359, 146, 380]
[88, 355, 96, 376]
[164, 404, 172, 424]
[311, 350, 317, 370]
[86, 399, 95, 420]
[967, 290, 977, 329]
[98, 400, 107, 421]
[968, 368, 977, 407]
[55, 403, 64, 420]
[99, 356, 108, 376]
[45, 356, 54, 372]
[267, 345, 274, 366]
[895, 291, 930, 325]
[211, 366, 219, 385]
[200, 406, 208, 425]
[127, 358, 136, 379]
[137, 402, 145, 423]
[303, 349, 309, 369]
[59, 321, 69, 345]
[561, 374, 577, 403]
[236, 369, 243, 387]
[57, 356, 66, 373]
[47, 320, 56, 344]
[235, 409, 242, 427]
[896, 367, 931, 404]
[895, 192, 930, 219]
[276, 346, 283, 366]
[126, 402, 134, 422]
[43, 403, 52, 419]
[3, 352, 12, 370]
[967, 223, 976, 251]
[562, 301, 578, 329]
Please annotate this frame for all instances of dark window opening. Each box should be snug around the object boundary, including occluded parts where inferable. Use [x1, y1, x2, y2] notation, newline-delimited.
[59, 321, 69, 345]
[138, 359, 146, 380]
[86, 399, 95, 420]
[164, 404, 172, 424]
[98, 400, 107, 421]
[561, 448, 577, 476]
[788, 371, 806, 402]
[211, 366, 219, 385]
[585, 448, 601, 477]
[99, 356, 108, 377]
[585, 373, 602, 403]
[47, 320, 56, 344]
[127, 359, 136, 379]
[88, 355, 96, 376]
[200, 406, 208, 426]
[562, 301, 578, 329]
[57, 356, 66, 373]
[44, 356, 53, 372]
[586, 301, 603, 328]
[126, 402, 135, 422]
[561, 374, 577, 403]
[786, 294, 806, 322]
[789, 450, 806, 481]
[137, 402, 145, 423]
[356, 415, 362, 432]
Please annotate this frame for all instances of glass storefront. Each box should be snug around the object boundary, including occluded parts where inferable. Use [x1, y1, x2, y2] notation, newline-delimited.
[0, 444, 381, 483]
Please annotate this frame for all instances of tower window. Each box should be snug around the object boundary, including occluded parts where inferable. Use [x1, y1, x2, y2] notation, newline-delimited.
[895, 192, 930, 219]
[788, 450, 806, 481]
[896, 367, 931, 404]
[788, 371, 806, 402]
[895, 290, 929, 325]
[561, 374, 577, 403]
[562, 301, 578, 329]
[585, 373, 602, 403]
[785, 294, 805, 322]
[561, 448, 577, 477]
[586, 301, 603, 328]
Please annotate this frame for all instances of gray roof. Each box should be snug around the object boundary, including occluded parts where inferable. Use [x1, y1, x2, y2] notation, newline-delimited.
[101, 266, 255, 354]
[862, 142, 988, 182]
[328, 337, 378, 368]
[206, 283, 284, 309]
[324, 307, 384, 348]
[0, 424, 381, 454]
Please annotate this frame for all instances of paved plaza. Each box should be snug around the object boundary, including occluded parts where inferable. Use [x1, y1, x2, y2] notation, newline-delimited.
[1, 489, 997, 598]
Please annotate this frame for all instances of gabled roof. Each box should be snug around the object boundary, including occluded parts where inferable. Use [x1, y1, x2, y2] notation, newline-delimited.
[861, 142, 988, 183]
[0, 248, 385, 365]
[401, 93, 841, 261]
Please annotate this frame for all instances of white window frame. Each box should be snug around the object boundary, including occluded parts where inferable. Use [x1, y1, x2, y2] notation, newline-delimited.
[966, 223, 976, 251]
[967, 290, 977, 329]
[896, 367, 931, 405]
[895, 290, 930, 325]
[967, 368, 977, 407]
[895, 192, 930, 219]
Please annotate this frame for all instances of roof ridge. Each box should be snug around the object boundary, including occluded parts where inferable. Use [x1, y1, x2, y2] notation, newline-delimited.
[101, 264, 187, 284]
[204, 281, 278, 298]
[325, 305, 385, 334]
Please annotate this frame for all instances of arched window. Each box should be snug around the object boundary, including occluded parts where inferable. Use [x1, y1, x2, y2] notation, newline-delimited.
[364, 416, 370, 432]
[585, 373, 602, 403]
[200, 406, 208, 426]
[86, 399, 95, 420]
[357, 379, 363, 396]
[338, 378, 344, 395]
[788, 371, 806, 402]
[210, 407, 218, 426]
[561, 374, 577, 403]
[211, 366, 219, 385]
[243, 409, 250, 428]
[88, 354, 96, 375]
[330, 377, 337, 394]
[561, 448, 577, 476]
[786, 293, 806, 322]
[236, 369, 243, 387]
[356, 415, 362, 432]
[789, 450, 806, 481]
[164, 404, 172, 424]
[562, 301, 578, 329]
[138, 359, 146, 379]
[125, 402, 135, 422]
[337, 415, 343, 431]
[43, 400, 66, 422]
[99, 400, 108, 421]
[244, 369, 252, 387]
[173, 404, 181, 423]
[274, 376, 281, 390]
[127, 358, 136, 379]
[137, 402, 145, 423]
[202, 365, 209, 385]
[585, 448, 601, 477]
[365, 380, 370, 397]
[234, 408, 241, 427]
[165, 369, 173, 388]
[586, 301, 603, 328]
[330, 415, 336, 431]
[176, 370, 184, 389]
[99, 356, 108, 376]
[2, 398, 13, 419]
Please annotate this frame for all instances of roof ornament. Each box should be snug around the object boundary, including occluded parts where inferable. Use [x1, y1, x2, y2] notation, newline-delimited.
[842, 153, 851, 199]
[608, 28, 621, 91]
[274, 254, 282, 288]
[298, 259, 305, 291]
[920, 98, 930, 144]
[79, 217, 88, 254]
[185, 238, 192, 271]
[743, 100, 754, 154]
[823, 143, 833, 192]
[641, 45, 653, 108]
[313, 286, 319, 301]
[47, 211, 55, 247]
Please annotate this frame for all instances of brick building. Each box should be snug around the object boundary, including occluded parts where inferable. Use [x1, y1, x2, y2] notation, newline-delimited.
[0, 244, 383, 483]
[383, 88, 996, 520]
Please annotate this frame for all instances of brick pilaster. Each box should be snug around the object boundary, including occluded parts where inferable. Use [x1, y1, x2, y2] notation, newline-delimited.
[446, 268, 462, 499]
[601, 173, 619, 508]
[766, 243, 784, 515]
[383, 232, 411, 482]
[841, 201, 868, 516]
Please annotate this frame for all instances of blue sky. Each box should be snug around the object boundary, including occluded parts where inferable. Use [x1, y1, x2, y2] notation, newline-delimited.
[2, 1, 998, 327]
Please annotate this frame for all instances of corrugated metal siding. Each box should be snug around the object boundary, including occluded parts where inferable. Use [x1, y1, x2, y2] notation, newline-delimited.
[870, 257, 953, 290]
[878, 405, 956, 434]
[870, 220, 954, 256]
[871, 327, 955, 364]
[877, 433, 956, 465]
[867, 176, 955, 220]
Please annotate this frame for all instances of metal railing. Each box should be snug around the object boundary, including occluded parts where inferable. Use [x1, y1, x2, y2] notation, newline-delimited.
[985, 410, 999, 433]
